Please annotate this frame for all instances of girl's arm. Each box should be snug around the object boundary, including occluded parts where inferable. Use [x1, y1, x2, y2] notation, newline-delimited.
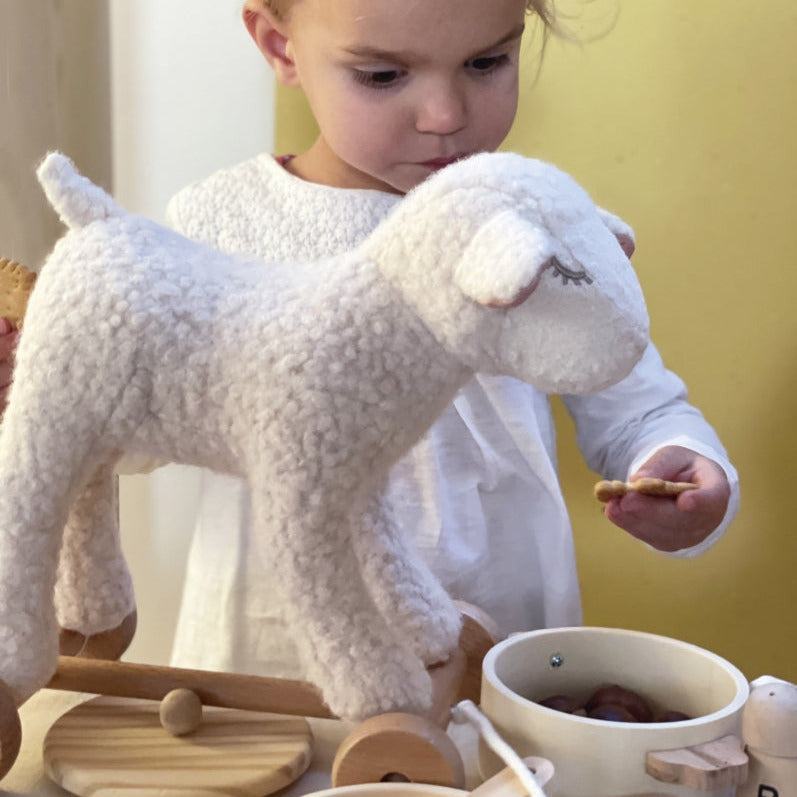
[562, 343, 739, 556]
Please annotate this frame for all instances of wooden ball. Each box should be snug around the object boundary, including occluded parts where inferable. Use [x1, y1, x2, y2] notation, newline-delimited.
[159, 688, 203, 736]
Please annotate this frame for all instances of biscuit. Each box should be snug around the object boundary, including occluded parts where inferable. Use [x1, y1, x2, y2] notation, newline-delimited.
[0, 258, 36, 330]
[594, 477, 698, 502]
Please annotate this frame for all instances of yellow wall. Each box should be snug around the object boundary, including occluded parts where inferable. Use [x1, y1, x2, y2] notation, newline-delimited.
[275, 2, 797, 682]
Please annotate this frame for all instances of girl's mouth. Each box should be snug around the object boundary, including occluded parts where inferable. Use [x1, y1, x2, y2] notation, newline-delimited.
[419, 154, 468, 171]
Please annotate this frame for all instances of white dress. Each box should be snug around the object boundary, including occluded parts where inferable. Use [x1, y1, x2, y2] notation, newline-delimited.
[165, 154, 740, 678]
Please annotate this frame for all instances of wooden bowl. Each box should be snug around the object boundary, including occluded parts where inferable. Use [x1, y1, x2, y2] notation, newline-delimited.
[479, 627, 749, 797]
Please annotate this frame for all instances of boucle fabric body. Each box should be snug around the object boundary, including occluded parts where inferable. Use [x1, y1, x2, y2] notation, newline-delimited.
[167, 155, 740, 681]
[0, 150, 650, 718]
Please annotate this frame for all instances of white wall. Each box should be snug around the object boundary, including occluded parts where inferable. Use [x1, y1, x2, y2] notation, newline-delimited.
[109, 0, 276, 664]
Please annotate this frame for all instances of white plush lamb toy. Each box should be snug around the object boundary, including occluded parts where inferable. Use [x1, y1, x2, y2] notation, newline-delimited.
[0, 152, 648, 720]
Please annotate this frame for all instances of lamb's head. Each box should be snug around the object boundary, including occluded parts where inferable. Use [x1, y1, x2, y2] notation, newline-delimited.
[365, 152, 649, 394]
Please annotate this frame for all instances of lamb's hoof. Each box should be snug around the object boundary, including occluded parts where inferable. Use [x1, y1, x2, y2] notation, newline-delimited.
[322, 650, 433, 721]
[59, 610, 137, 660]
[409, 603, 463, 667]
[0, 678, 22, 780]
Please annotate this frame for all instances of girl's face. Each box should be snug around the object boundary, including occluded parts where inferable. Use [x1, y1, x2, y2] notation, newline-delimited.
[278, 0, 527, 194]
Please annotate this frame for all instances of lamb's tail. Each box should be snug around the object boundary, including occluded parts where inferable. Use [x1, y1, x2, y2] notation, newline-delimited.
[37, 152, 123, 230]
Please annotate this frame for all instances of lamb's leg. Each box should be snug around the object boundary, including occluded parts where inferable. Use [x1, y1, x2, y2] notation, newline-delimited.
[0, 419, 86, 703]
[54, 462, 136, 658]
[249, 483, 432, 721]
[354, 494, 462, 666]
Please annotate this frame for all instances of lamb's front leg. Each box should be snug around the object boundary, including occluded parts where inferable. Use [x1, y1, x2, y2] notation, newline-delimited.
[354, 493, 462, 666]
[250, 483, 432, 721]
[54, 462, 137, 658]
[0, 424, 78, 703]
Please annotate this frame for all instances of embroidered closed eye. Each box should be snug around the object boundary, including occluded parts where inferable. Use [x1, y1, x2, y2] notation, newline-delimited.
[548, 256, 593, 286]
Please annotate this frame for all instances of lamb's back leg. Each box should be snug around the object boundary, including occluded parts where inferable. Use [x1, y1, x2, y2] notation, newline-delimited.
[54, 461, 136, 658]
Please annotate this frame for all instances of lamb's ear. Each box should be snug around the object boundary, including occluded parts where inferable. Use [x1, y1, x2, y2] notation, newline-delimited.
[596, 206, 635, 258]
[453, 209, 555, 308]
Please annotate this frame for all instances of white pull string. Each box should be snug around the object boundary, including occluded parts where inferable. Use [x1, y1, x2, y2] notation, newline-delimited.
[450, 699, 548, 797]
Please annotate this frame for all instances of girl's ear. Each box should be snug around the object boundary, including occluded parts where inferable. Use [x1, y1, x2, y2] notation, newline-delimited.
[242, 4, 300, 87]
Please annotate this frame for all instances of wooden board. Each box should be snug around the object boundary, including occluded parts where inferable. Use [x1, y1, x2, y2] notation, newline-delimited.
[43, 695, 313, 797]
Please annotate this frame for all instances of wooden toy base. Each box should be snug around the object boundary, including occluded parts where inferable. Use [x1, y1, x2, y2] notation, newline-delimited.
[42, 695, 312, 797]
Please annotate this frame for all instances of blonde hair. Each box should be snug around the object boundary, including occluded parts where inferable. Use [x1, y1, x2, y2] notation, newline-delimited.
[257, 0, 559, 31]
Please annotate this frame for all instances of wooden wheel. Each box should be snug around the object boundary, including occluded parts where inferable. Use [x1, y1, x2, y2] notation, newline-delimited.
[0, 678, 22, 781]
[331, 712, 465, 788]
[453, 601, 502, 704]
[59, 609, 137, 660]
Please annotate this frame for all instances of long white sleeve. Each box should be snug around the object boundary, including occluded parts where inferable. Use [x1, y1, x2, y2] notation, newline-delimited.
[563, 343, 739, 556]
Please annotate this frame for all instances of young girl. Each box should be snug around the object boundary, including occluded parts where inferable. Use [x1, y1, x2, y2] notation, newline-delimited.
[159, 0, 738, 679]
[0, 0, 738, 681]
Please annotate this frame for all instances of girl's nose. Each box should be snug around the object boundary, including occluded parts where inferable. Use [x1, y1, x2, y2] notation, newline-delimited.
[415, 85, 466, 135]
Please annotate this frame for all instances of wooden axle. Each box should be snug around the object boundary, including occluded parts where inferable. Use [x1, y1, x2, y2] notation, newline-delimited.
[47, 656, 336, 719]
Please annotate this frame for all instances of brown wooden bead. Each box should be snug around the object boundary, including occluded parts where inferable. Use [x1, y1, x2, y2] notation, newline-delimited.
[159, 688, 203, 736]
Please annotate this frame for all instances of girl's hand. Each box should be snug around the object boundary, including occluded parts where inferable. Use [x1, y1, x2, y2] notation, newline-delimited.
[0, 318, 19, 417]
[602, 445, 730, 552]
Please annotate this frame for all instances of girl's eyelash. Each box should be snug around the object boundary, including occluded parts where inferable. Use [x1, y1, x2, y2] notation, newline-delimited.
[352, 69, 405, 90]
[467, 53, 511, 73]
[351, 53, 512, 91]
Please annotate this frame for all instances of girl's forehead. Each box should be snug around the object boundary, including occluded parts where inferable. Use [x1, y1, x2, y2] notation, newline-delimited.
[296, 0, 527, 53]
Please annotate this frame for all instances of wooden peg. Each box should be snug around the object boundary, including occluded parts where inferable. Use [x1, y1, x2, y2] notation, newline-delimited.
[159, 687, 203, 736]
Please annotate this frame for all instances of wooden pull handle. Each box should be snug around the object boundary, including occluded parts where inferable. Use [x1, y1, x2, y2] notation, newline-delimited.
[645, 734, 749, 790]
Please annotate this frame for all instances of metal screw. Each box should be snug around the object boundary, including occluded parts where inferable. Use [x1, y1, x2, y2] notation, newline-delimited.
[549, 653, 564, 668]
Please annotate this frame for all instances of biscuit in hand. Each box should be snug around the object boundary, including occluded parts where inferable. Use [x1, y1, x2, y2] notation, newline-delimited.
[0, 258, 36, 330]
[594, 477, 698, 502]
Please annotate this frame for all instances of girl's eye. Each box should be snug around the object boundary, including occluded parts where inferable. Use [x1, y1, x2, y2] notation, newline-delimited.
[467, 54, 510, 74]
[352, 69, 405, 89]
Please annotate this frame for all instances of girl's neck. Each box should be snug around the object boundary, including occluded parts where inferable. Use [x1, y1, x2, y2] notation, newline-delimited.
[284, 136, 404, 195]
